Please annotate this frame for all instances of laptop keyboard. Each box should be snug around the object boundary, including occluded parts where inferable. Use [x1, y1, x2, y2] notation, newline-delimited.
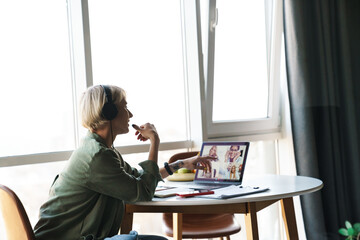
[187, 182, 236, 190]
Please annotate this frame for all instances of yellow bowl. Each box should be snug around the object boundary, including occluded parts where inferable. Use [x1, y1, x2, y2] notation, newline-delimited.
[167, 172, 195, 181]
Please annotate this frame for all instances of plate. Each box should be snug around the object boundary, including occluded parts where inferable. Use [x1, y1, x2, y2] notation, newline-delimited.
[167, 173, 195, 182]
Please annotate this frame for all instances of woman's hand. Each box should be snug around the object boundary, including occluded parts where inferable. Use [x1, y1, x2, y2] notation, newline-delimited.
[181, 155, 217, 172]
[133, 123, 160, 164]
[233, 151, 241, 160]
[162, 155, 217, 179]
[224, 150, 230, 162]
[132, 123, 159, 143]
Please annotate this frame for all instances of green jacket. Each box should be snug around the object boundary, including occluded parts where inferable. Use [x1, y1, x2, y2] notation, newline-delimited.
[34, 132, 162, 240]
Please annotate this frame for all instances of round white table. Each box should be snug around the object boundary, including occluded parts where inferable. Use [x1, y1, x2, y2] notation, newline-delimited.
[120, 174, 323, 240]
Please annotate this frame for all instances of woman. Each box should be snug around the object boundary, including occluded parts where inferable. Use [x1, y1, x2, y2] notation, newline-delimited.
[208, 145, 219, 178]
[229, 164, 237, 180]
[34, 85, 214, 240]
[224, 145, 241, 163]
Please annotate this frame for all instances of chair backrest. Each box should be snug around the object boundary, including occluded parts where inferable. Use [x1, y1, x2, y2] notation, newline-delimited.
[168, 151, 199, 164]
[0, 184, 35, 240]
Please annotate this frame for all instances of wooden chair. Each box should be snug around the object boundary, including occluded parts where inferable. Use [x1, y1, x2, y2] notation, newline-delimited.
[0, 184, 35, 240]
[162, 152, 241, 239]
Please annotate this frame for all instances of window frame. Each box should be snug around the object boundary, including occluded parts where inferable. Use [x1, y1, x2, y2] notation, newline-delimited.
[199, 0, 283, 140]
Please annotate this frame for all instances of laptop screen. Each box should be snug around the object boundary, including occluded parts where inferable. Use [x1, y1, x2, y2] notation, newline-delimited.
[195, 142, 250, 184]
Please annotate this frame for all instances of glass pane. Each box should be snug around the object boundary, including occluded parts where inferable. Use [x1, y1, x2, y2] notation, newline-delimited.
[88, 0, 187, 146]
[0, 161, 67, 226]
[212, 0, 269, 122]
[0, 0, 74, 156]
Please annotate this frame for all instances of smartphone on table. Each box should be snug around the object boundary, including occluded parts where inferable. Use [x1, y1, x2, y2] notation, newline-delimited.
[176, 189, 214, 198]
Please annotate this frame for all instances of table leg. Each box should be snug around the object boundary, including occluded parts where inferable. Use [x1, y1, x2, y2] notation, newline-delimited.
[281, 197, 299, 240]
[245, 202, 259, 240]
[120, 212, 133, 234]
[172, 213, 183, 240]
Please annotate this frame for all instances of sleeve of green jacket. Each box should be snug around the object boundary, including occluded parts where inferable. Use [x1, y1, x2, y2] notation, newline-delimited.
[86, 148, 163, 203]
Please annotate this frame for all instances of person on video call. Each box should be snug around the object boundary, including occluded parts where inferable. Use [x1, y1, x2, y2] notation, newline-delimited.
[224, 145, 241, 163]
[229, 164, 237, 179]
[33, 85, 215, 240]
[218, 145, 242, 179]
[208, 145, 220, 178]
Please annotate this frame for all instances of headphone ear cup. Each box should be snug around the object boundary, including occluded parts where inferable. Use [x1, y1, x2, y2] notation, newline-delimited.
[102, 102, 118, 120]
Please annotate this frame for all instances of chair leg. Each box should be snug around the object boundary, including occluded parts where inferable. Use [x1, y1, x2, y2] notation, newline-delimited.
[226, 236, 230, 240]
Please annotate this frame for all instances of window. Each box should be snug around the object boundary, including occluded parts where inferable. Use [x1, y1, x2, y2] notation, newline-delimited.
[0, 0, 282, 163]
[212, 0, 268, 121]
[88, 0, 188, 146]
[198, 0, 282, 139]
[0, 0, 74, 158]
[0, 1, 289, 239]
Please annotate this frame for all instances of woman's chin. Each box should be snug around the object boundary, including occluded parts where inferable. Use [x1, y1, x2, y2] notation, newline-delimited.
[117, 128, 129, 135]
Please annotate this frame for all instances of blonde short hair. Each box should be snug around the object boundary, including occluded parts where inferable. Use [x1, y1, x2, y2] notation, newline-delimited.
[80, 85, 126, 131]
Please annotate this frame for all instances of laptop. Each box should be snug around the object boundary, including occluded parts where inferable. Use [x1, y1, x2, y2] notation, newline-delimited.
[156, 141, 269, 198]
[186, 141, 250, 189]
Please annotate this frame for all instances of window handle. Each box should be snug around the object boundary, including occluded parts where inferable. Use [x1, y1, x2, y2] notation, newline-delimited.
[210, 8, 218, 32]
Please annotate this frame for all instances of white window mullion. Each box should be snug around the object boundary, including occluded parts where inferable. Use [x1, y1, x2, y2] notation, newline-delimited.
[66, 0, 93, 87]
[0, 151, 73, 168]
[204, 0, 217, 132]
[265, 0, 274, 74]
[0, 141, 192, 167]
[66, 0, 93, 147]
[267, 0, 283, 128]
[181, 0, 208, 148]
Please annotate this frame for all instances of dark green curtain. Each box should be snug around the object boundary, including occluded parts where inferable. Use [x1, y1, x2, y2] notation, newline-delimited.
[283, 0, 360, 239]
